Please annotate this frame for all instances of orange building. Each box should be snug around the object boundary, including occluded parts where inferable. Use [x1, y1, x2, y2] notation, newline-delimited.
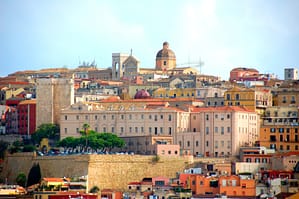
[259, 106, 299, 152]
[219, 175, 255, 197]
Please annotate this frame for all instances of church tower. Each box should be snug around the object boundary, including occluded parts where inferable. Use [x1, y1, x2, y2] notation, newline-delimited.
[155, 42, 176, 71]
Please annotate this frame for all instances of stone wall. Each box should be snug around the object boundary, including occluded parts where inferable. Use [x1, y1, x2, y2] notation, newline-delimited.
[1, 153, 192, 191]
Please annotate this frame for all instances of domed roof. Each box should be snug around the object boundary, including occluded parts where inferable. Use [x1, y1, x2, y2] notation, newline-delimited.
[134, 89, 151, 99]
[156, 42, 176, 59]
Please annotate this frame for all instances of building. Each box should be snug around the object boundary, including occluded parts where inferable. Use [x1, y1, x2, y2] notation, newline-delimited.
[224, 86, 272, 115]
[112, 52, 140, 80]
[155, 42, 176, 71]
[177, 106, 259, 157]
[229, 67, 259, 82]
[17, 99, 36, 136]
[272, 81, 299, 107]
[259, 106, 299, 152]
[285, 68, 298, 80]
[59, 98, 193, 140]
[36, 78, 74, 127]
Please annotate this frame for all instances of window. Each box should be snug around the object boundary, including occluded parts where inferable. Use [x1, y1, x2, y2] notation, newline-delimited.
[141, 114, 144, 119]
[129, 115, 132, 120]
[169, 127, 172, 135]
[206, 114, 209, 120]
[163, 61, 167, 65]
[141, 127, 144, 133]
[226, 94, 231, 100]
[227, 114, 230, 119]
[111, 127, 114, 133]
[160, 115, 163, 119]
[76, 128, 79, 133]
[95, 115, 98, 120]
[85, 115, 88, 120]
[279, 128, 284, 133]
[221, 127, 224, 135]
[149, 115, 152, 119]
[135, 127, 138, 133]
[76, 115, 79, 120]
[227, 127, 231, 133]
[64, 128, 67, 133]
[65, 115, 67, 120]
[149, 127, 152, 134]
[196, 141, 199, 147]
[236, 94, 240, 100]
[111, 115, 114, 120]
[215, 127, 218, 133]
[168, 115, 172, 121]
[206, 127, 209, 134]
[206, 141, 209, 147]
[121, 115, 124, 120]
[270, 128, 276, 133]
[187, 141, 190, 147]
[160, 127, 163, 134]
[129, 127, 132, 133]
[154, 115, 158, 121]
[121, 127, 124, 133]
[103, 115, 106, 120]
[155, 127, 158, 135]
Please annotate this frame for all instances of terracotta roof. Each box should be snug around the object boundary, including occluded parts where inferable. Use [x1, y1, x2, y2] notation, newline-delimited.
[191, 105, 254, 113]
[18, 99, 36, 105]
[128, 182, 141, 185]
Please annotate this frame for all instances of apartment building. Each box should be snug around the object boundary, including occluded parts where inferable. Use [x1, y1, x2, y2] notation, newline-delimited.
[259, 106, 299, 152]
[285, 68, 298, 80]
[224, 86, 272, 115]
[17, 99, 36, 136]
[272, 82, 299, 107]
[175, 106, 259, 157]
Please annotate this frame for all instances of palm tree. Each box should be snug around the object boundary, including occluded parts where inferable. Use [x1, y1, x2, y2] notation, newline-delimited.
[82, 123, 90, 151]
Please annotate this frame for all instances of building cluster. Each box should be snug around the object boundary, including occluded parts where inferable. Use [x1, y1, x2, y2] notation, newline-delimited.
[0, 42, 299, 198]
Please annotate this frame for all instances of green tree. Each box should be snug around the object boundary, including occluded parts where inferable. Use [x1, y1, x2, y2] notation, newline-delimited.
[9, 140, 23, 154]
[23, 145, 36, 152]
[27, 163, 41, 187]
[16, 172, 27, 187]
[31, 123, 60, 144]
[89, 185, 100, 193]
[0, 140, 9, 159]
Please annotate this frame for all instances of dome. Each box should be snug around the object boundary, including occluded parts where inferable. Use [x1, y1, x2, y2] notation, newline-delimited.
[156, 41, 176, 59]
[134, 89, 151, 99]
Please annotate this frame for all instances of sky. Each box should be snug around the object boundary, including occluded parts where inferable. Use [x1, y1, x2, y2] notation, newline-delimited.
[1, 0, 299, 80]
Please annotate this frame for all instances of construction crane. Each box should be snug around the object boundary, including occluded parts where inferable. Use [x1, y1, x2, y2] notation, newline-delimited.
[176, 58, 204, 74]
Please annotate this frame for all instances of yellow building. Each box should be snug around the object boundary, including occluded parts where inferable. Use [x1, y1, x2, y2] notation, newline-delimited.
[224, 86, 272, 115]
[153, 88, 196, 99]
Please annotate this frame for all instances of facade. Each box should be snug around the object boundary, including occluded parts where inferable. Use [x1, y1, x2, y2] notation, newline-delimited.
[178, 106, 259, 157]
[120, 135, 180, 156]
[17, 99, 36, 136]
[285, 68, 298, 80]
[36, 78, 74, 127]
[271, 152, 299, 171]
[272, 85, 299, 107]
[224, 86, 272, 115]
[112, 53, 140, 80]
[259, 106, 299, 152]
[59, 99, 190, 141]
[229, 67, 259, 82]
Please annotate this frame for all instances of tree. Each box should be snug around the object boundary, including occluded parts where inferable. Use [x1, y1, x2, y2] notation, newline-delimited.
[27, 163, 41, 187]
[58, 132, 125, 153]
[9, 140, 23, 154]
[0, 140, 9, 159]
[23, 145, 36, 152]
[89, 185, 100, 193]
[82, 123, 90, 151]
[31, 123, 60, 144]
[16, 172, 27, 187]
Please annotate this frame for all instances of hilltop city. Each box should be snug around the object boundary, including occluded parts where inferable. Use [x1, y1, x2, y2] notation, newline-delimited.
[0, 42, 299, 199]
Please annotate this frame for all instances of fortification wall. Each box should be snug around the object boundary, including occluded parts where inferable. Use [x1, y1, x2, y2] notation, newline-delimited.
[1, 153, 192, 191]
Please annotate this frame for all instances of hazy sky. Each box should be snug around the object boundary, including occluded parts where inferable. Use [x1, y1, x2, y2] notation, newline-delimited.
[1, 0, 299, 80]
